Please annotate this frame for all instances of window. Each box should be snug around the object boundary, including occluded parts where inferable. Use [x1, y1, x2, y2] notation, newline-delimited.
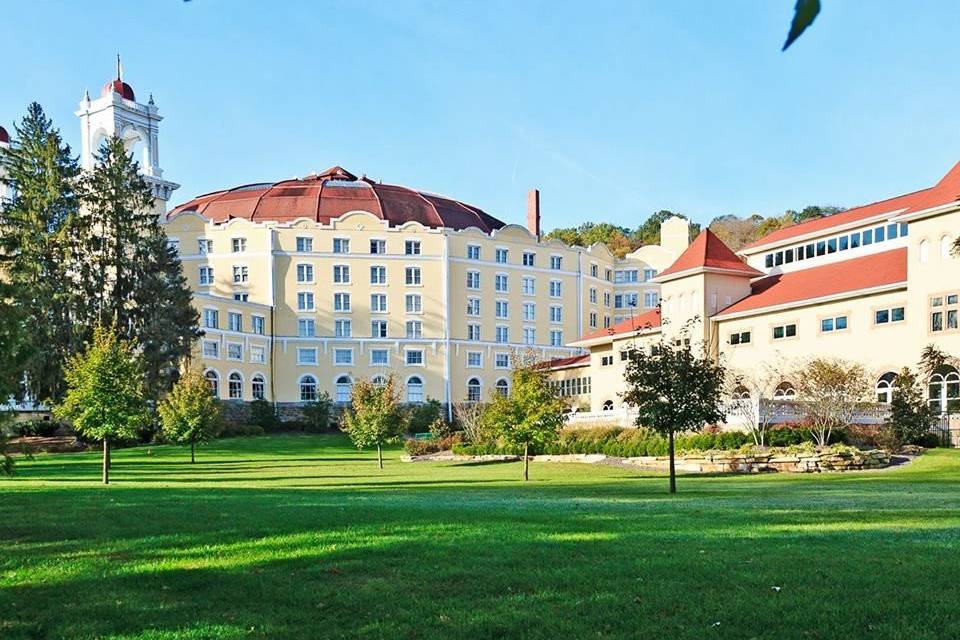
[407, 376, 424, 403]
[372, 375, 387, 388]
[495, 353, 510, 369]
[550, 330, 563, 346]
[198, 239, 213, 255]
[298, 319, 316, 337]
[405, 240, 421, 255]
[605, 268, 612, 282]
[549, 280, 562, 298]
[467, 324, 481, 341]
[466, 297, 481, 316]
[495, 248, 508, 263]
[405, 321, 422, 339]
[601, 355, 614, 366]
[590, 264, 598, 278]
[496, 325, 509, 343]
[334, 348, 353, 365]
[875, 226, 885, 242]
[406, 349, 424, 366]
[839, 236, 849, 251]
[522, 252, 536, 266]
[333, 238, 350, 254]
[876, 372, 896, 404]
[876, 306, 906, 325]
[729, 331, 751, 345]
[522, 277, 535, 295]
[300, 375, 318, 402]
[522, 302, 535, 321]
[204, 309, 219, 329]
[772, 324, 797, 340]
[199, 266, 214, 285]
[405, 294, 422, 314]
[927, 366, 960, 412]
[334, 319, 352, 337]
[297, 264, 315, 283]
[495, 379, 509, 397]
[523, 327, 536, 345]
[850, 233, 860, 249]
[862, 229, 873, 246]
[228, 372, 243, 399]
[202, 340, 219, 358]
[371, 293, 388, 313]
[228, 312, 242, 332]
[644, 292, 659, 308]
[604, 292, 611, 307]
[231, 238, 246, 253]
[827, 238, 837, 254]
[250, 346, 265, 364]
[333, 292, 351, 312]
[820, 315, 848, 332]
[370, 239, 386, 254]
[467, 351, 482, 368]
[205, 370, 219, 396]
[371, 320, 387, 338]
[232, 265, 248, 284]
[467, 245, 481, 260]
[495, 300, 509, 319]
[773, 382, 796, 400]
[467, 378, 482, 402]
[335, 376, 352, 403]
[233, 293, 249, 302]
[495, 274, 508, 292]
[602, 400, 614, 411]
[251, 316, 265, 335]
[920, 239, 930, 263]
[466, 271, 480, 289]
[589, 312, 597, 328]
[589, 287, 597, 304]
[370, 349, 389, 366]
[550, 306, 562, 323]
[370, 265, 386, 285]
[251, 374, 266, 400]
[297, 348, 317, 365]
[550, 255, 562, 270]
[296, 237, 313, 253]
[332, 264, 349, 283]
[297, 292, 315, 311]
[644, 268, 657, 281]
[405, 266, 421, 286]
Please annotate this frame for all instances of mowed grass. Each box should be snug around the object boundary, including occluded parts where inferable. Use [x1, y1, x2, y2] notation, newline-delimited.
[2, 435, 960, 640]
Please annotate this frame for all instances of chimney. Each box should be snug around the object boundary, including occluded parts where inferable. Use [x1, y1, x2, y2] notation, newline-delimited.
[526, 188, 541, 238]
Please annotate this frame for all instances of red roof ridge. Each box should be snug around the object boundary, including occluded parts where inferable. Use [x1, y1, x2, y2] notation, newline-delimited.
[658, 229, 763, 280]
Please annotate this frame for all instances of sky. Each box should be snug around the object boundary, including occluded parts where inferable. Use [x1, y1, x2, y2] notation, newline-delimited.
[2, 1, 960, 232]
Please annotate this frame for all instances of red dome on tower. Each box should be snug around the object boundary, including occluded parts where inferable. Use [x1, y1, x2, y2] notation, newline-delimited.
[0, 126, 9, 144]
[101, 79, 135, 101]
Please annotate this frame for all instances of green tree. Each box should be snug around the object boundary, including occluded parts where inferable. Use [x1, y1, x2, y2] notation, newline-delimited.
[55, 325, 149, 484]
[0, 103, 80, 403]
[407, 398, 443, 434]
[341, 375, 405, 469]
[0, 284, 30, 476]
[158, 369, 223, 463]
[886, 367, 937, 445]
[249, 399, 279, 432]
[302, 392, 333, 432]
[481, 364, 567, 481]
[621, 325, 726, 493]
[793, 358, 871, 447]
[630, 210, 700, 247]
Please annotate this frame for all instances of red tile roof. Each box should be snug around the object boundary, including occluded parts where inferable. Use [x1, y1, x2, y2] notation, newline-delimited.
[717, 248, 907, 317]
[658, 229, 763, 279]
[743, 161, 960, 250]
[537, 354, 590, 371]
[0, 126, 8, 144]
[168, 166, 507, 232]
[576, 308, 662, 343]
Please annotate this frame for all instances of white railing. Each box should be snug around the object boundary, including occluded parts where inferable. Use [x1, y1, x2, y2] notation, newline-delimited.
[565, 408, 638, 427]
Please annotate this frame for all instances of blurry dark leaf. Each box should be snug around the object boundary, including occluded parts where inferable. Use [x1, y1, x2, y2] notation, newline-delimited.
[783, 0, 821, 50]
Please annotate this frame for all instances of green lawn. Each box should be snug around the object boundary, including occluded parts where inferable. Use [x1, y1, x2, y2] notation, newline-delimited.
[2, 435, 960, 640]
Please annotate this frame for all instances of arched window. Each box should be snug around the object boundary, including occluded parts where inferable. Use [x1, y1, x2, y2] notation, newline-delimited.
[228, 372, 243, 400]
[928, 365, 960, 412]
[919, 239, 930, 264]
[300, 375, 317, 402]
[602, 400, 614, 411]
[407, 376, 424, 403]
[773, 382, 796, 400]
[941, 235, 953, 259]
[731, 386, 750, 400]
[876, 372, 896, 404]
[252, 374, 266, 400]
[467, 378, 482, 403]
[371, 375, 387, 388]
[335, 375, 353, 403]
[495, 378, 509, 397]
[204, 370, 219, 397]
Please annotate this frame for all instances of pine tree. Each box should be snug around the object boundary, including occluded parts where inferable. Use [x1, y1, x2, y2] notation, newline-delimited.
[0, 103, 80, 402]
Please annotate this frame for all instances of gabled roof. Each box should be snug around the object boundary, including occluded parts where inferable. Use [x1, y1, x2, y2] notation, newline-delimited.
[715, 248, 907, 318]
[656, 229, 763, 281]
[743, 161, 960, 251]
[572, 308, 662, 346]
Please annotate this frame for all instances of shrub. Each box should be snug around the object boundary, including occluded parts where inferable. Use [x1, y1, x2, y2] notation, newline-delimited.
[452, 441, 525, 456]
[249, 399, 279, 432]
[404, 433, 463, 456]
[302, 392, 333, 432]
[428, 416, 453, 440]
[407, 399, 443, 434]
[15, 420, 65, 438]
[221, 423, 265, 438]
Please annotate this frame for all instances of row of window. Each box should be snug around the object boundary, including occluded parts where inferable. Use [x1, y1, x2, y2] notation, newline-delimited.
[466, 245, 562, 270]
[201, 340, 267, 363]
[291, 374, 509, 404]
[465, 324, 564, 345]
[727, 307, 906, 345]
[548, 377, 592, 397]
[203, 309, 266, 334]
[764, 222, 908, 269]
[205, 370, 267, 400]
[296, 346, 426, 367]
[465, 272, 564, 296]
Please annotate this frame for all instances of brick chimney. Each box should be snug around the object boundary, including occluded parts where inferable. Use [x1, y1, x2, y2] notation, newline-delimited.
[526, 188, 541, 238]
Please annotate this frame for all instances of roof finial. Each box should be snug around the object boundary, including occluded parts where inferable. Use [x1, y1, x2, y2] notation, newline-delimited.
[116, 53, 123, 82]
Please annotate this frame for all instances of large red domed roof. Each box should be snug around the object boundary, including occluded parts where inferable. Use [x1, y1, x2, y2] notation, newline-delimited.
[168, 166, 507, 232]
[0, 126, 9, 144]
[102, 79, 135, 101]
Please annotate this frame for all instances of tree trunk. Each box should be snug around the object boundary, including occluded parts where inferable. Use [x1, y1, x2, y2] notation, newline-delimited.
[668, 430, 676, 494]
[106, 442, 111, 469]
[191, 442, 195, 464]
[377, 444, 383, 470]
[523, 442, 529, 482]
[102, 438, 110, 485]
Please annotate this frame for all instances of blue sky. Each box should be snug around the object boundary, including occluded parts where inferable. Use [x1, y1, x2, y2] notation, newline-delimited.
[2, 1, 959, 231]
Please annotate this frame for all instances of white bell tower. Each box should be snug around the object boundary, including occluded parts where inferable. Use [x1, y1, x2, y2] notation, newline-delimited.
[75, 57, 179, 221]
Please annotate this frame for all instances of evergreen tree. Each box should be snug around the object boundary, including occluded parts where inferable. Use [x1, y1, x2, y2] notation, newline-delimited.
[886, 367, 936, 445]
[0, 103, 80, 402]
